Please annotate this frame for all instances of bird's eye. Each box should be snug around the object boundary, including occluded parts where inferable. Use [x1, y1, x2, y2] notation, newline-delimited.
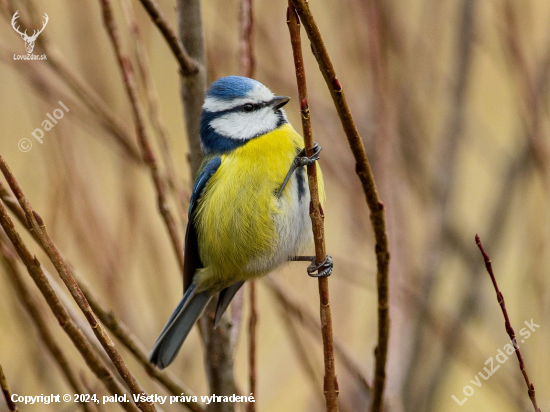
[243, 103, 254, 112]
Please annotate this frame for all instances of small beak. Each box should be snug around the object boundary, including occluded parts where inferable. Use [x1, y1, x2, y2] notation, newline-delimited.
[271, 96, 291, 110]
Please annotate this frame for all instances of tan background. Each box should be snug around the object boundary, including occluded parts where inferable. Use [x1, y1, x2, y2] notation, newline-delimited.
[0, 0, 549, 411]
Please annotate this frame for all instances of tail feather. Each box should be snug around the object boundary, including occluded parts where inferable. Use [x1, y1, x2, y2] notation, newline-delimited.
[214, 281, 245, 328]
[149, 283, 212, 369]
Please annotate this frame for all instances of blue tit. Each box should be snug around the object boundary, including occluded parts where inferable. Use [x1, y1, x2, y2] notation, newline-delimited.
[149, 76, 332, 369]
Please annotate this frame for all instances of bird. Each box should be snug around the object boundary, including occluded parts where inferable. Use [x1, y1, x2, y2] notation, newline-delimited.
[149, 76, 332, 369]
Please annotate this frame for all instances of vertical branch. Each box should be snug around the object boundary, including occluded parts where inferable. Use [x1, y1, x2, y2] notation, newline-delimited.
[247, 281, 257, 412]
[239, 1, 257, 410]
[177, 2, 236, 410]
[475, 235, 541, 412]
[288, 2, 390, 411]
[0, 363, 18, 412]
[239, 0, 255, 78]
[178, 0, 206, 179]
[287, 4, 339, 412]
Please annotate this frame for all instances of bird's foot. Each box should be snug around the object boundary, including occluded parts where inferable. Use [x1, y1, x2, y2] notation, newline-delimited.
[290, 254, 333, 277]
[307, 255, 333, 277]
[295, 142, 322, 167]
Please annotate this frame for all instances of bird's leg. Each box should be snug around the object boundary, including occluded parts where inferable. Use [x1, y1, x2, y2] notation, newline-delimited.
[276, 143, 322, 198]
[289, 255, 333, 277]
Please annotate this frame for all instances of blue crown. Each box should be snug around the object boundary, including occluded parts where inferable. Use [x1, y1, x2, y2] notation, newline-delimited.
[205, 76, 260, 100]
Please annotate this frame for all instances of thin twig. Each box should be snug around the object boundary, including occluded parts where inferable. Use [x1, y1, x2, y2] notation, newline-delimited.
[239, 0, 255, 79]
[288, 2, 390, 410]
[287, 5, 339, 410]
[0, 363, 18, 412]
[177, 0, 206, 179]
[0, 156, 154, 412]
[0, 239, 93, 412]
[238, 0, 257, 409]
[99, 0, 184, 272]
[136, 0, 198, 75]
[420, 143, 532, 410]
[475, 235, 541, 412]
[247, 281, 257, 412]
[0, 197, 139, 412]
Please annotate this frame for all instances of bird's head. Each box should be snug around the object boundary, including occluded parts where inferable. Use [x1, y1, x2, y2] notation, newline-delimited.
[200, 76, 290, 154]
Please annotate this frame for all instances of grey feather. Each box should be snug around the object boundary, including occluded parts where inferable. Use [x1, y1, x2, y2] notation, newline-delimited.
[149, 283, 212, 369]
[214, 281, 245, 328]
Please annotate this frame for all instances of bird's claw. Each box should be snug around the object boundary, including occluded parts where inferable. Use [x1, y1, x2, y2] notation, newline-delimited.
[307, 255, 333, 277]
[295, 142, 321, 167]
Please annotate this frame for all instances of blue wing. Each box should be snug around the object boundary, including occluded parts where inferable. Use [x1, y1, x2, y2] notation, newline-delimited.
[183, 157, 222, 291]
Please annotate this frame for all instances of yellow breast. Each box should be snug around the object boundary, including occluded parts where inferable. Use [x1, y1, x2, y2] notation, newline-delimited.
[193, 123, 323, 290]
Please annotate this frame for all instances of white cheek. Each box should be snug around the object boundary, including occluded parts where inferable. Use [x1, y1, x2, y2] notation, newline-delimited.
[210, 108, 279, 140]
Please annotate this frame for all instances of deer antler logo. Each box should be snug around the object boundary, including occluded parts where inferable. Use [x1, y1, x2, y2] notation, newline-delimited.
[11, 11, 48, 54]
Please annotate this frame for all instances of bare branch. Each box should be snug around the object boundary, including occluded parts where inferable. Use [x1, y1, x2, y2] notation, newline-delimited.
[475, 235, 541, 412]
[288, 2, 390, 410]
[246, 282, 257, 412]
[238, 1, 257, 409]
[0, 363, 18, 412]
[175, 1, 237, 408]
[136, 0, 199, 76]
[177, 0, 206, 179]
[239, 0, 255, 78]
[287, 4, 339, 411]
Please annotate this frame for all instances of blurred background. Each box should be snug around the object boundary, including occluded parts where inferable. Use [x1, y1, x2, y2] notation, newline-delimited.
[0, 0, 549, 411]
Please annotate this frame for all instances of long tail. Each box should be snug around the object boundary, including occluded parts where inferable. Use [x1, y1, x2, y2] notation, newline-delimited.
[149, 283, 212, 369]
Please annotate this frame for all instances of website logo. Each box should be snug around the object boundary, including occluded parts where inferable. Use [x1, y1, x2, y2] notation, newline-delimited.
[11, 10, 48, 60]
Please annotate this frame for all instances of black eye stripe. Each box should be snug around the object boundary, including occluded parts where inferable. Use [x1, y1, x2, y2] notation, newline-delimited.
[242, 101, 270, 112]
[208, 100, 271, 116]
